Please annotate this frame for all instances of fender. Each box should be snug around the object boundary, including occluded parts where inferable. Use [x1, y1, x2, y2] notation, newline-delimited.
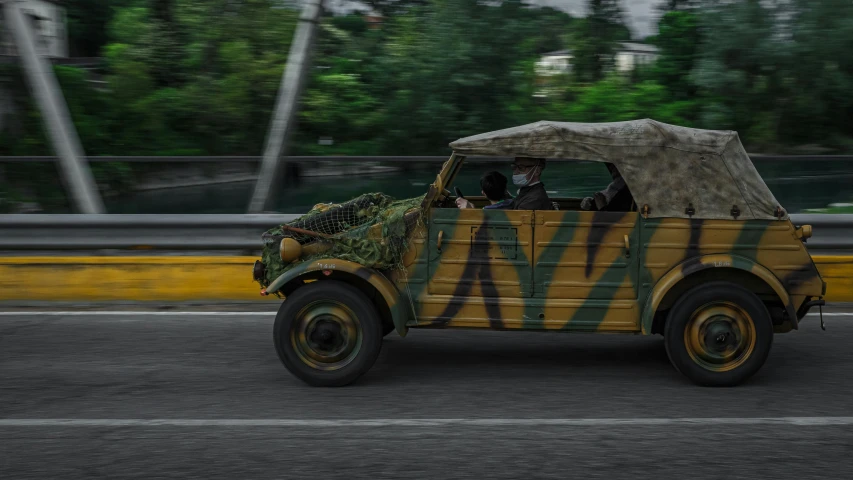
[263, 259, 410, 337]
[640, 254, 796, 335]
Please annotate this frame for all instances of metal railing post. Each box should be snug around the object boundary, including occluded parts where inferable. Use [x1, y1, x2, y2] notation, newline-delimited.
[247, 0, 324, 214]
[2, 0, 105, 214]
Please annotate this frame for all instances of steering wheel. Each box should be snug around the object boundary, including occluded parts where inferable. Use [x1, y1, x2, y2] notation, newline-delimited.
[433, 186, 466, 208]
[433, 187, 453, 207]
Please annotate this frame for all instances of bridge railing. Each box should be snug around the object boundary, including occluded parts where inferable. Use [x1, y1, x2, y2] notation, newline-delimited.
[0, 213, 851, 254]
[5, 154, 853, 163]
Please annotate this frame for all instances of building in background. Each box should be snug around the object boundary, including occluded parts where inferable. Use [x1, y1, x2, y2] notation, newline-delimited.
[533, 42, 660, 97]
[535, 49, 573, 77]
[0, 0, 68, 58]
[614, 42, 659, 72]
[534, 49, 572, 98]
[1, 0, 68, 133]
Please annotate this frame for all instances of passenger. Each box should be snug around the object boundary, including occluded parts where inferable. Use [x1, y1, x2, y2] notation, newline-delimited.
[580, 162, 634, 212]
[456, 157, 553, 210]
[480, 171, 513, 209]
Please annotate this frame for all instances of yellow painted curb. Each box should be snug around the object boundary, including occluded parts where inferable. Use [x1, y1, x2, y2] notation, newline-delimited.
[813, 256, 853, 302]
[0, 255, 849, 302]
[0, 256, 264, 302]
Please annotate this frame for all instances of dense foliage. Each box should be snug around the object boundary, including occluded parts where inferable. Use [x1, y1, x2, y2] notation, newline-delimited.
[3, 0, 853, 210]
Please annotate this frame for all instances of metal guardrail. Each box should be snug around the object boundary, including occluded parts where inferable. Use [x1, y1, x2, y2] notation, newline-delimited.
[0, 213, 851, 254]
[5, 155, 853, 163]
[0, 156, 544, 165]
[789, 214, 853, 253]
[0, 214, 300, 251]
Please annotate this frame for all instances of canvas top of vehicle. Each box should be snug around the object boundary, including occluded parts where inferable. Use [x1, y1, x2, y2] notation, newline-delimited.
[446, 118, 783, 220]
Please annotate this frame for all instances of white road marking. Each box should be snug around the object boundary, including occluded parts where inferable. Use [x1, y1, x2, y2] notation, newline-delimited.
[0, 311, 275, 316]
[1, 417, 853, 427]
[0, 311, 850, 317]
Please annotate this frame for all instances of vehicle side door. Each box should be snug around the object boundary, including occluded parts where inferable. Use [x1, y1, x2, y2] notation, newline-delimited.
[532, 210, 641, 332]
[417, 207, 534, 327]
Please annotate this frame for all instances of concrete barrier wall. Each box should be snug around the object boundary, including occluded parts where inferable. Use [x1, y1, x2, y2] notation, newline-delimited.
[0, 255, 849, 303]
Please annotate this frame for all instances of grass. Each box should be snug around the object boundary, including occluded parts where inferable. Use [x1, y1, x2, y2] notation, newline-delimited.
[802, 203, 853, 214]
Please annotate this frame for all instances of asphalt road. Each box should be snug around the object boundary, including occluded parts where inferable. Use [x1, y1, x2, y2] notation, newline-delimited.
[2, 305, 853, 479]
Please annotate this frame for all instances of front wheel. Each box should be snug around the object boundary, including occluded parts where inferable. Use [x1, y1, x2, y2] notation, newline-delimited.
[664, 281, 773, 387]
[273, 280, 383, 387]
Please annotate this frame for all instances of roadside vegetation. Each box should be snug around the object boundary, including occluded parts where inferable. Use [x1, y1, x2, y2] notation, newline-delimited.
[2, 0, 853, 211]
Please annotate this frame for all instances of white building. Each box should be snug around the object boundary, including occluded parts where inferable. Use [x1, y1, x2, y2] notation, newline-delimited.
[536, 42, 660, 78]
[535, 49, 573, 77]
[533, 42, 660, 97]
[614, 42, 660, 72]
[0, 0, 68, 58]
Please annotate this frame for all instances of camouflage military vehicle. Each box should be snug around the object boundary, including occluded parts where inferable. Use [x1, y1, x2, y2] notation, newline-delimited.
[253, 119, 827, 388]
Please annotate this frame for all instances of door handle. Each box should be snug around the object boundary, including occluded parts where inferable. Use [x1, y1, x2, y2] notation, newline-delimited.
[624, 234, 630, 258]
[437, 230, 444, 251]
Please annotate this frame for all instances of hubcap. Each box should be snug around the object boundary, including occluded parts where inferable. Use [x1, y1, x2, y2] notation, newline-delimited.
[291, 300, 362, 371]
[684, 302, 757, 372]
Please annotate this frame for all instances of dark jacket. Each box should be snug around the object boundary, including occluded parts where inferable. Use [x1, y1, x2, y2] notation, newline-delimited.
[507, 182, 553, 210]
[601, 184, 635, 212]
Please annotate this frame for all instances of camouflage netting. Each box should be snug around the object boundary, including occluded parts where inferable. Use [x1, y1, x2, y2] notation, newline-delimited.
[257, 192, 426, 288]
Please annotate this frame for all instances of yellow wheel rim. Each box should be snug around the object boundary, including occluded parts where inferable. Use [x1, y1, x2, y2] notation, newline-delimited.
[683, 301, 757, 373]
[291, 300, 362, 371]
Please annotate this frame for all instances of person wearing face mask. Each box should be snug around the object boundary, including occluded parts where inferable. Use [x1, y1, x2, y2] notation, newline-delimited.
[456, 157, 552, 210]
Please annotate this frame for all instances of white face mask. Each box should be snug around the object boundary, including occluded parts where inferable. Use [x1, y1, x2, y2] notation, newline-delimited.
[512, 173, 529, 186]
[512, 165, 538, 187]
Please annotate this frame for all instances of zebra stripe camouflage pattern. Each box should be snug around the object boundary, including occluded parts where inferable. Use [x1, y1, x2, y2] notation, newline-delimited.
[382, 207, 824, 336]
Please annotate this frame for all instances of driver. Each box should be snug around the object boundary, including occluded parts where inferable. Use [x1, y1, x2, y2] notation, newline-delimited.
[456, 157, 552, 210]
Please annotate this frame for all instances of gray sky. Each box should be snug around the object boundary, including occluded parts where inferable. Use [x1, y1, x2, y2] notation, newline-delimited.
[530, 0, 665, 39]
[320, 0, 666, 40]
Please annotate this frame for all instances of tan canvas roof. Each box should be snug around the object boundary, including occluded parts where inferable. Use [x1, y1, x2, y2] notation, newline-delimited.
[449, 119, 784, 220]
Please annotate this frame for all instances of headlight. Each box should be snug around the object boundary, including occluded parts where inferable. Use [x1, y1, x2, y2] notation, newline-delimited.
[280, 237, 303, 262]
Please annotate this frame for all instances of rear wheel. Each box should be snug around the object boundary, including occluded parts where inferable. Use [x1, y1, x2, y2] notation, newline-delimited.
[664, 281, 773, 387]
[273, 280, 383, 387]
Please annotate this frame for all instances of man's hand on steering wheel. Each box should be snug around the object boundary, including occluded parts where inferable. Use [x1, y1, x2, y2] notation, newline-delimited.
[455, 197, 474, 209]
[453, 186, 474, 209]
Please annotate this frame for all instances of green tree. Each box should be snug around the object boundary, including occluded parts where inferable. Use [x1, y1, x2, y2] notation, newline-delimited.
[775, 0, 853, 149]
[656, 0, 700, 14]
[373, 0, 575, 154]
[689, 0, 784, 149]
[649, 10, 700, 100]
[64, 0, 139, 57]
[99, 0, 299, 155]
[292, 17, 386, 155]
[362, 0, 429, 17]
[568, 0, 631, 83]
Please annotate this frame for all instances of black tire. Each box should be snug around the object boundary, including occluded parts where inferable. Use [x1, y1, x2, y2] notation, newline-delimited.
[664, 281, 773, 387]
[273, 280, 383, 387]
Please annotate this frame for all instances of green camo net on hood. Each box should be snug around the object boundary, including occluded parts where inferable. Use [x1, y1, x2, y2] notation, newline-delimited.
[257, 192, 426, 288]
